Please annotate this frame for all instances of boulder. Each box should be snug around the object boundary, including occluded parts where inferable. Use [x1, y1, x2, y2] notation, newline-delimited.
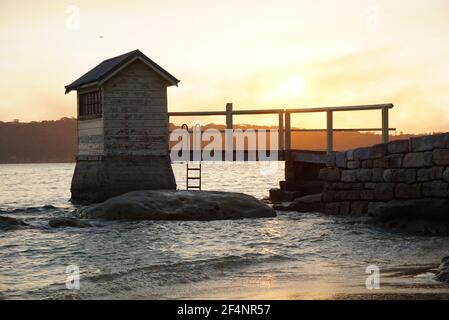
[0, 216, 28, 231]
[76, 190, 276, 221]
[274, 194, 323, 212]
[48, 217, 92, 228]
[435, 256, 449, 283]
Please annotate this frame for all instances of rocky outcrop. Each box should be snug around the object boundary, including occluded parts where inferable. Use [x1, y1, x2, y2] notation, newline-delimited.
[48, 217, 92, 228]
[0, 216, 28, 231]
[274, 194, 323, 212]
[76, 190, 276, 221]
[367, 199, 449, 234]
[435, 256, 449, 283]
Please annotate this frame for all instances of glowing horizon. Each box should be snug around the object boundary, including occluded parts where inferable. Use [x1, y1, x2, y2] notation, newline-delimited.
[1, 0, 449, 133]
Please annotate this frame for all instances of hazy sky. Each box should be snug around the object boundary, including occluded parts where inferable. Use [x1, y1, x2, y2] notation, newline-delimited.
[1, 0, 449, 133]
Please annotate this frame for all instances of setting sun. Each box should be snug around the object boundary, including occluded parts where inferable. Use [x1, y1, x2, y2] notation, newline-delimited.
[282, 76, 306, 98]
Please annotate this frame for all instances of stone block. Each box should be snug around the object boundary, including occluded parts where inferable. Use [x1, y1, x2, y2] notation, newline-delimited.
[364, 183, 377, 190]
[331, 182, 364, 190]
[367, 202, 387, 215]
[388, 139, 410, 154]
[433, 149, 449, 166]
[417, 167, 444, 182]
[339, 202, 351, 215]
[351, 201, 368, 214]
[318, 168, 341, 182]
[443, 168, 449, 183]
[346, 150, 354, 161]
[347, 161, 360, 169]
[411, 133, 449, 152]
[325, 153, 336, 167]
[403, 152, 433, 168]
[360, 190, 375, 200]
[372, 168, 385, 182]
[324, 202, 350, 215]
[395, 183, 421, 199]
[341, 170, 357, 182]
[336, 152, 347, 168]
[372, 143, 387, 159]
[422, 181, 449, 197]
[334, 190, 360, 201]
[324, 202, 339, 215]
[384, 154, 403, 168]
[383, 169, 416, 183]
[322, 190, 335, 202]
[353, 147, 372, 161]
[269, 188, 283, 202]
[356, 169, 372, 182]
[374, 183, 395, 201]
[372, 158, 386, 168]
[361, 160, 373, 168]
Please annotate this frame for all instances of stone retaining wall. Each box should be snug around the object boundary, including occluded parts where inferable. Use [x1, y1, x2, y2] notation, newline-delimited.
[320, 133, 449, 215]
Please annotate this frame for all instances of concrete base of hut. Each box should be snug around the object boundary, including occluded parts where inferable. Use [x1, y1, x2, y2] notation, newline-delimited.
[70, 155, 176, 203]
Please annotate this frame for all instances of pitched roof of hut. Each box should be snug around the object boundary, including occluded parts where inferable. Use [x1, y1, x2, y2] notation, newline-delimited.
[65, 49, 180, 93]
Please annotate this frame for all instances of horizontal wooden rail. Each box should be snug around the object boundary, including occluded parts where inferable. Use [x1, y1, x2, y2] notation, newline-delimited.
[286, 103, 393, 113]
[168, 111, 227, 116]
[168, 128, 395, 133]
[168, 104, 393, 117]
[168, 103, 395, 154]
[290, 128, 396, 132]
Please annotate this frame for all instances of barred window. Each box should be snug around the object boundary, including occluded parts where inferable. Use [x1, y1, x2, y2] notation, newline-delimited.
[79, 91, 102, 118]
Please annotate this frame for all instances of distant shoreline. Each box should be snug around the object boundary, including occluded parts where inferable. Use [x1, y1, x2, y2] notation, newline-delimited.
[1, 118, 429, 165]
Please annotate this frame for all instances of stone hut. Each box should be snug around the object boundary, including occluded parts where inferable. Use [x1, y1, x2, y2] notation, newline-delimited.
[65, 50, 179, 202]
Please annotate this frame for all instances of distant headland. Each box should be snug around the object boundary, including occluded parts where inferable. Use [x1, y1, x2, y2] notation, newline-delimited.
[0, 117, 438, 164]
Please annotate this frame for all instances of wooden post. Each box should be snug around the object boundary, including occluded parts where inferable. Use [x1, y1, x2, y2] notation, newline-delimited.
[278, 111, 284, 151]
[225, 103, 233, 161]
[382, 106, 389, 144]
[285, 111, 291, 151]
[226, 103, 233, 130]
[326, 110, 333, 154]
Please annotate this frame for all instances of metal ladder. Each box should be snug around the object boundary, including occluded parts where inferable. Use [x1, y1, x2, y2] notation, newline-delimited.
[186, 161, 201, 190]
[181, 124, 202, 191]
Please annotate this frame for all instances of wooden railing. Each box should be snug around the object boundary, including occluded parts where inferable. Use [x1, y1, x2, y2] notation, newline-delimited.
[168, 103, 395, 154]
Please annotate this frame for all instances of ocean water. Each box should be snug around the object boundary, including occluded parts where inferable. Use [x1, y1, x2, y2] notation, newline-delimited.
[0, 162, 449, 299]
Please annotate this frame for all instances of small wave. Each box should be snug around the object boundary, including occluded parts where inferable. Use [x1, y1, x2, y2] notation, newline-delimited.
[12, 252, 292, 299]
[0, 205, 62, 215]
[414, 272, 436, 280]
[86, 252, 292, 284]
